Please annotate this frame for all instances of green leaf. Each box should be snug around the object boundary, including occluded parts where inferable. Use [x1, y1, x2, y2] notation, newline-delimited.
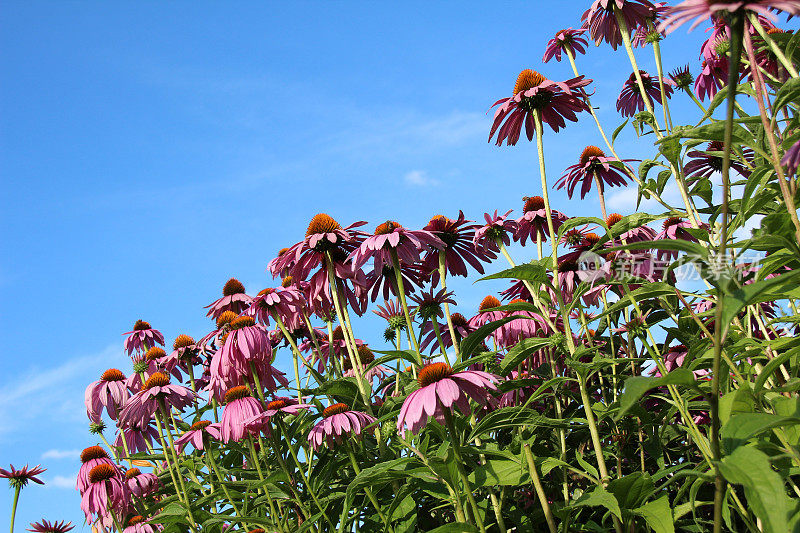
[499, 336, 558, 375]
[468, 406, 569, 441]
[754, 348, 796, 394]
[630, 495, 675, 533]
[612, 118, 629, 144]
[477, 263, 548, 284]
[607, 473, 654, 510]
[773, 77, 800, 112]
[658, 136, 682, 166]
[720, 271, 800, 330]
[571, 485, 622, 519]
[458, 316, 516, 360]
[426, 524, 479, 533]
[721, 413, 800, 453]
[718, 446, 790, 533]
[616, 368, 697, 420]
[468, 458, 526, 486]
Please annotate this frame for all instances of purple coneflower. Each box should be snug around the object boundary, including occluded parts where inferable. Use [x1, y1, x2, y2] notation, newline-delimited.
[0, 464, 45, 489]
[490, 70, 592, 145]
[473, 210, 518, 255]
[220, 386, 263, 443]
[363, 261, 427, 302]
[350, 220, 443, 275]
[308, 403, 376, 451]
[495, 299, 551, 350]
[423, 212, 492, 281]
[27, 520, 75, 533]
[80, 463, 128, 526]
[247, 286, 304, 329]
[174, 420, 222, 452]
[205, 278, 253, 319]
[514, 196, 566, 245]
[123, 516, 160, 533]
[421, 313, 474, 354]
[77, 446, 117, 493]
[124, 468, 160, 498]
[114, 422, 159, 455]
[616, 70, 674, 117]
[695, 56, 729, 101]
[685, 141, 752, 179]
[555, 146, 630, 216]
[659, 1, 799, 34]
[396, 362, 498, 437]
[85, 368, 130, 423]
[374, 300, 406, 331]
[781, 138, 800, 176]
[582, 0, 658, 50]
[123, 320, 165, 356]
[655, 217, 705, 260]
[118, 372, 196, 429]
[342, 345, 389, 382]
[669, 64, 694, 90]
[543, 28, 588, 62]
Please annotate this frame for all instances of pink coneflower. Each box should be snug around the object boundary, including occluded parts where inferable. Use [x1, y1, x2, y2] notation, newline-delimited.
[350, 220, 443, 275]
[781, 138, 800, 176]
[247, 286, 304, 329]
[342, 345, 389, 382]
[163, 334, 201, 377]
[85, 368, 130, 423]
[114, 422, 159, 455]
[77, 446, 117, 493]
[118, 372, 197, 429]
[124, 468, 160, 498]
[423, 212, 493, 281]
[605, 213, 657, 244]
[220, 386, 263, 443]
[308, 403, 376, 451]
[514, 196, 566, 245]
[0, 464, 45, 489]
[243, 397, 313, 437]
[694, 56, 729, 101]
[669, 64, 694, 90]
[495, 299, 551, 350]
[363, 261, 428, 302]
[123, 320, 165, 356]
[655, 217, 706, 260]
[80, 463, 128, 525]
[374, 300, 406, 331]
[685, 141, 752, 179]
[410, 287, 456, 320]
[616, 70, 674, 116]
[143, 346, 184, 382]
[123, 516, 160, 533]
[205, 278, 253, 319]
[555, 145, 630, 200]
[217, 315, 272, 376]
[396, 362, 498, 437]
[543, 28, 588, 62]
[489, 70, 592, 145]
[659, 1, 799, 34]
[582, 0, 658, 50]
[174, 420, 222, 452]
[27, 520, 75, 533]
[473, 210, 518, 255]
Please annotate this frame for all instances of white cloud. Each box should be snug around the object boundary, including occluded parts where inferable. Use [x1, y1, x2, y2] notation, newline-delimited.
[47, 473, 77, 489]
[41, 449, 80, 460]
[403, 170, 439, 187]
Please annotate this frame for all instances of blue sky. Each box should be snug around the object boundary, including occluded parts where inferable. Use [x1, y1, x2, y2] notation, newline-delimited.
[0, 0, 757, 527]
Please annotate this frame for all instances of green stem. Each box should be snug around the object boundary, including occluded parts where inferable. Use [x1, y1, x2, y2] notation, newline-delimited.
[9, 486, 19, 533]
[391, 250, 422, 361]
[523, 444, 558, 533]
[157, 403, 198, 531]
[345, 445, 394, 532]
[442, 409, 486, 533]
[431, 318, 452, 366]
[438, 251, 461, 360]
[750, 14, 799, 78]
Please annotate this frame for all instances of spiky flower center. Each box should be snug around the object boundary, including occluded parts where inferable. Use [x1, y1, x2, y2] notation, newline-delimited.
[670, 65, 693, 89]
[558, 260, 579, 273]
[173, 334, 195, 350]
[322, 403, 349, 418]
[514, 69, 546, 95]
[584, 233, 601, 246]
[523, 196, 545, 213]
[281, 276, 293, 287]
[143, 372, 169, 390]
[344, 346, 375, 371]
[564, 229, 584, 246]
[277, 247, 289, 257]
[191, 420, 212, 431]
[450, 313, 468, 328]
[101, 368, 125, 382]
[124, 468, 141, 480]
[387, 315, 406, 330]
[88, 463, 116, 484]
[418, 362, 454, 387]
[248, 529, 266, 533]
[267, 399, 289, 411]
[224, 385, 250, 403]
[332, 326, 345, 341]
[145, 347, 166, 362]
[133, 320, 151, 331]
[767, 28, 785, 35]
[509, 298, 527, 305]
[223, 278, 245, 296]
[306, 213, 342, 237]
[479, 295, 501, 312]
[670, 344, 688, 352]
[606, 213, 623, 227]
[375, 220, 401, 235]
[230, 316, 255, 330]
[81, 446, 109, 463]
[579, 145, 605, 166]
[216, 310, 238, 329]
[663, 217, 684, 229]
[128, 516, 144, 526]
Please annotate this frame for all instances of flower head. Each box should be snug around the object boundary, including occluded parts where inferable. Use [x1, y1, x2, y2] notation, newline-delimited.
[422, 212, 493, 281]
[118, 372, 197, 429]
[555, 146, 630, 199]
[489, 70, 592, 145]
[616, 71, 674, 116]
[124, 468, 160, 498]
[220, 386, 263, 443]
[669, 64, 694, 90]
[0, 464, 45, 489]
[473, 210, 518, 255]
[122, 320, 165, 356]
[80, 463, 128, 526]
[77, 446, 117, 493]
[174, 420, 222, 452]
[205, 278, 253, 319]
[397, 363, 498, 437]
[659, 1, 799, 34]
[27, 520, 74, 533]
[582, 0, 658, 50]
[308, 403, 376, 450]
[514, 196, 567, 245]
[85, 368, 130, 423]
[543, 28, 588, 63]
[349, 221, 443, 275]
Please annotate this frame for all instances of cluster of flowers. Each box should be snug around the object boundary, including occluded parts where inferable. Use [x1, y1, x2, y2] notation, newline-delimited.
[5, 1, 800, 532]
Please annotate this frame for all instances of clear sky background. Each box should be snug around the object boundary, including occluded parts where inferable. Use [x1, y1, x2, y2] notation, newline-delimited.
[1, 0, 784, 528]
